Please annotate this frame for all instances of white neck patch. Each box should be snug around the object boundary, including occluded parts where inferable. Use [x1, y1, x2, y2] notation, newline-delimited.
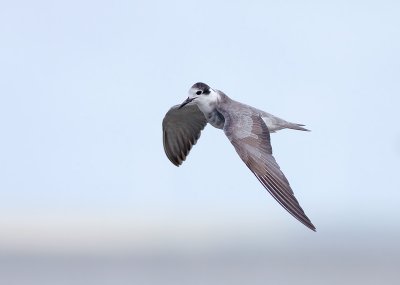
[193, 89, 220, 114]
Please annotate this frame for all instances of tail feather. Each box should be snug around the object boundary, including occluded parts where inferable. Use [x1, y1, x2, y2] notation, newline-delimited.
[287, 123, 310, 132]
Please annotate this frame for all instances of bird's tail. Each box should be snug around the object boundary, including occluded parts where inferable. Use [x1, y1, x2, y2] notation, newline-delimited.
[287, 123, 310, 132]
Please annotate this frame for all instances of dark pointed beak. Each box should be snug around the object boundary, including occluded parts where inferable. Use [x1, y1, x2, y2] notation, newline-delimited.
[178, 97, 195, 109]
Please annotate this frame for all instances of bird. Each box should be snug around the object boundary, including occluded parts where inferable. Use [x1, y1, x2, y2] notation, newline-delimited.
[162, 82, 315, 231]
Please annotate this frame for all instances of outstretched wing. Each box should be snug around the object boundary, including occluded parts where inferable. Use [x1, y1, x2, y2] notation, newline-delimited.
[162, 104, 207, 166]
[223, 112, 316, 231]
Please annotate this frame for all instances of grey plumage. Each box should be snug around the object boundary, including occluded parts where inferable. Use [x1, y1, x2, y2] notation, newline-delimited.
[163, 104, 207, 166]
[162, 83, 315, 231]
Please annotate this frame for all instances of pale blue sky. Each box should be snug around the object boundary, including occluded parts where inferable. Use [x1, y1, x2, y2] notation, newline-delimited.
[0, 0, 400, 283]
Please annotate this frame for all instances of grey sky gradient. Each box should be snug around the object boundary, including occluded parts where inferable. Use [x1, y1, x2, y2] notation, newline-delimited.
[1, 0, 400, 284]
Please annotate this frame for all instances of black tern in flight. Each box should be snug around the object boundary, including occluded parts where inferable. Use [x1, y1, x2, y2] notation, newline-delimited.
[162, 82, 315, 231]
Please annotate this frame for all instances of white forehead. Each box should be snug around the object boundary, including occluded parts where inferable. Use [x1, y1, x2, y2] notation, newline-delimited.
[188, 87, 197, 95]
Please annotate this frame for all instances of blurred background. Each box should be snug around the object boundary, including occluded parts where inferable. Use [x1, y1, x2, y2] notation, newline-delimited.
[1, 0, 400, 284]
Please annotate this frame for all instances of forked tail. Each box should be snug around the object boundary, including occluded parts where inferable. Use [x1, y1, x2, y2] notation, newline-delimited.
[287, 123, 310, 132]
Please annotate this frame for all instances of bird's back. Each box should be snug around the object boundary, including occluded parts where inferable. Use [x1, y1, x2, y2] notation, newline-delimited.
[215, 91, 308, 133]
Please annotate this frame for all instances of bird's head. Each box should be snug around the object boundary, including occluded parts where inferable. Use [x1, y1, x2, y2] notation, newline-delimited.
[179, 82, 219, 110]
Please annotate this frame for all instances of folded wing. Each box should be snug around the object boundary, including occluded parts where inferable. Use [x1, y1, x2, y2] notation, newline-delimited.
[162, 104, 208, 166]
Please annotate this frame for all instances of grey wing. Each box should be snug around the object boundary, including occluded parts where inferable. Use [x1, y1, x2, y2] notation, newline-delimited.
[162, 104, 208, 166]
[223, 112, 316, 231]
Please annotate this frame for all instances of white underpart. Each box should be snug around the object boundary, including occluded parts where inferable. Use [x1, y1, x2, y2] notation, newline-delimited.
[190, 89, 220, 115]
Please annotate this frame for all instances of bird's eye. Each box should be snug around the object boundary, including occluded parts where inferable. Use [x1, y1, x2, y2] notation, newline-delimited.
[196, 90, 202, 95]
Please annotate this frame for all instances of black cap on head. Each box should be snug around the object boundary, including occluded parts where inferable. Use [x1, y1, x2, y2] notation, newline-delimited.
[191, 82, 211, 95]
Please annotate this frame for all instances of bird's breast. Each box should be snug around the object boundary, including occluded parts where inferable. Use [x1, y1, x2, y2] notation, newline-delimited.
[205, 109, 225, 129]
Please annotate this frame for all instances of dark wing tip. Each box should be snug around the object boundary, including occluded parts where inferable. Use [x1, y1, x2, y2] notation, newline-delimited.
[171, 161, 182, 167]
[162, 130, 188, 167]
[302, 216, 316, 231]
[245, 157, 316, 232]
